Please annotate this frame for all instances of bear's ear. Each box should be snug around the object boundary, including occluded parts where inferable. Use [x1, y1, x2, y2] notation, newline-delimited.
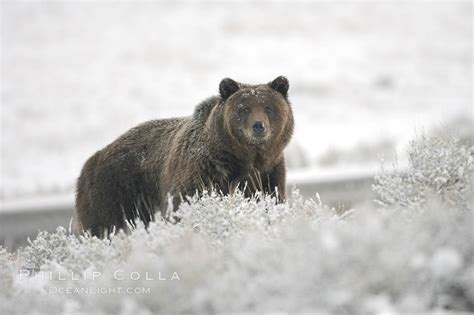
[269, 76, 289, 98]
[219, 78, 240, 100]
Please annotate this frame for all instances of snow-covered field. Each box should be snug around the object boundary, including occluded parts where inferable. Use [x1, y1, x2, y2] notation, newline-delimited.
[1, 1, 472, 199]
[0, 134, 473, 314]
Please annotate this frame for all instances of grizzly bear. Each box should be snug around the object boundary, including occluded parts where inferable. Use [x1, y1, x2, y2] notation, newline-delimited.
[74, 76, 294, 237]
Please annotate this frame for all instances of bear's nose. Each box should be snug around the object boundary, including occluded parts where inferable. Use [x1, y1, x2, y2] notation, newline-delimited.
[252, 121, 266, 134]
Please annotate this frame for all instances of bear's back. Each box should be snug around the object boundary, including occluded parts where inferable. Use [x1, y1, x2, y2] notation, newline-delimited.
[192, 96, 220, 123]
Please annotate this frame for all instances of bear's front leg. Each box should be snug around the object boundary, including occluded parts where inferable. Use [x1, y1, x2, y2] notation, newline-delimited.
[263, 157, 287, 202]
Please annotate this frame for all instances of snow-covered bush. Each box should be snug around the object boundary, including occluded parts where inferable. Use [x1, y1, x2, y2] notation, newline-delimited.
[0, 135, 472, 314]
[373, 135, 473, 210]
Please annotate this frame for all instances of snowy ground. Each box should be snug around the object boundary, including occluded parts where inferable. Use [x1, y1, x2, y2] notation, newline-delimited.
[1, 1, 472, 200]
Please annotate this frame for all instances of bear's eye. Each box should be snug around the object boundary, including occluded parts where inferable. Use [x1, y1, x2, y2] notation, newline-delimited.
[239, 107, 250, 115]
[265, 106, 273, 114]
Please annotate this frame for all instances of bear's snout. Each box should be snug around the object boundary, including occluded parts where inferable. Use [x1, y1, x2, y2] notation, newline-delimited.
[252, 121, 266, 137]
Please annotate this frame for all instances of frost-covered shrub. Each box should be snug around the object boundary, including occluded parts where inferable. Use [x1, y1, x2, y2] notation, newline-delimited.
[373, 135, 473, 210]
[1, 188, 473, 314]
[22, 227, 76, 270]
[177, 189, 335, 247]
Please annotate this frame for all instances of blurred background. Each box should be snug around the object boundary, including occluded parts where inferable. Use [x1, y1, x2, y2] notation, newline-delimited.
[1, 1, 472, 204]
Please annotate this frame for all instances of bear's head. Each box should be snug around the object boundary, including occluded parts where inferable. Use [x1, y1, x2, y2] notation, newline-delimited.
[219, 76, 294, 151]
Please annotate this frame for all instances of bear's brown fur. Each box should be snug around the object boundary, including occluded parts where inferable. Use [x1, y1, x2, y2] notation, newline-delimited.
[74, 76, 294, 237]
